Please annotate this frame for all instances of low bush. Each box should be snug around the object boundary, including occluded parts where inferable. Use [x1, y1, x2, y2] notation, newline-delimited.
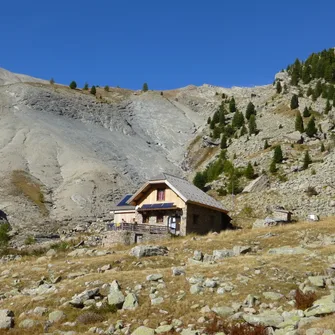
[294, 289, 316, 310]
[76, 312, 105, 325]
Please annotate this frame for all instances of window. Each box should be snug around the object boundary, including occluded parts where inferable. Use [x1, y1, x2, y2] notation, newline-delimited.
[143, 215, 149, 223]
[156, 214, 164, 223]
[157, 189, 165, 201]
[193, 214, 199, 225]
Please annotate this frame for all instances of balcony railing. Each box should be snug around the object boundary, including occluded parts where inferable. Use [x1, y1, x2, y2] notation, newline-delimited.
[107, 222, 168, 235]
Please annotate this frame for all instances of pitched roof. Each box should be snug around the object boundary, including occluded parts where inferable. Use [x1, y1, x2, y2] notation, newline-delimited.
[128, 173, 228, 213]
[111, 194, 136, 211]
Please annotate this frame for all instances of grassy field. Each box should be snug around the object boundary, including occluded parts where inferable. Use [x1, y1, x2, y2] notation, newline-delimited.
[0, 218, 335, 334]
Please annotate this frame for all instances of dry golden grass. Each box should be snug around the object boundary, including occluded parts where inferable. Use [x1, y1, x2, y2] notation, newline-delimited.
[1, 218, 335, 332]
[11, 170, 48, 216]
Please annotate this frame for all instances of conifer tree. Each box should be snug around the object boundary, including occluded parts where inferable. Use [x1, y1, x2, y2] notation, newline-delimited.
[240, 125, 247, 136]
[83, 82, 89, 90]
[321, 142, 325, 152]
[303, 106, 311, 117]
[303, 151, 312, 170]
[276, 81, 282, 94]
[104, 85, 110, 92]
[232, 111, 245, 129]
[248, 114, 257, 135]
[220, 135, 227, 149]
[219, 110, 225, 125]
[212, 110, 220, 124]
[229, 97, 236, 113]
[142, 83, 149, 92]
[333, 92, 335, 107]
[193, 172, 207, 191]
[210, 119, 215, 130]
[212, 127, 221, 139]
[246, 102, 256, 120]
[273, 145, 283, 163]
[50, 78, 55, 85]
[290, 94, 299, 109]
[306, 116, 317, 137]
[295, 112, 304, 133]
[207, 117, 211, 124]
[69, 81, 77, 89]
[283, 83, 288, 94]
[245, 162, 255, 179]
[290, 59, 301, 86]
[90, 85, 96, 95]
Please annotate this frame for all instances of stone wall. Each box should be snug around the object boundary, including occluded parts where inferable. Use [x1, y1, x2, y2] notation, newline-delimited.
[102, 230, 169, 246]
[186, 204, 231, 235]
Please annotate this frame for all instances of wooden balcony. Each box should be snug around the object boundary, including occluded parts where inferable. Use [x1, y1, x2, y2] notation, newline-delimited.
[107, 222, 168, 235]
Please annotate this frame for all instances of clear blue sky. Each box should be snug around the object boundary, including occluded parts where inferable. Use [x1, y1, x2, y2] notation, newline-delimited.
[1, 0, 334, 90]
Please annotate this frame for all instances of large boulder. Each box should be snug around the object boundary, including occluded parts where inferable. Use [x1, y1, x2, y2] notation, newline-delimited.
[243, 311, 283, 327]
[107, 280, 125, 308]
[131, 326, 155, 335]
[122, 293, 138, 310]
[0, 310, 14, 329]
[243, 175, 269, 193]
[129, 245, 168, 258]
[69, 288, 100, 308]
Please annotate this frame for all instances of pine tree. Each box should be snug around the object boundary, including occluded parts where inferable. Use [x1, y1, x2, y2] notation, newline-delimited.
[290, 59, 301, 86]
[306, 116, 317, 137]
[264, 139, 270, 150]
[219, 110, 225, 125]
[276, 81, 282, 94]
[303, 151, 312, 170]
[212, 110, 220, 124]
[269, 160, 277, 174]
[104, 85, 110, 92]
[245, 162, 255, 179]
[302, 65, 311, 84]
[83, 82, 89, 90]
[248, 114, 258, 135]
[246, 102, 256, 120]
[303, 106, 311, 117]
[333, 92, 335, 107]
[193, 172, 207, 191]
[220, 135, 227, 149]
[295, 112, 304, 133]
[325, 99, 331, 114]
[49, 78, 55, 85]
[207, 117, 211, 124]
[321, 142, 325, 152]
[212, 127, 221, 139]
[283, 83, 288, 94]
[69, 81, 77, 89]
[210, 119, 215, 130]
[240, 124, 247, 136]
[90, 85, 96, 95]
[273, 145, 283, 163]
[142, 83, 149, 92]
[229, 97, 236, 113]
[290, 94, 299, 109]
[232, 111, 245, 129]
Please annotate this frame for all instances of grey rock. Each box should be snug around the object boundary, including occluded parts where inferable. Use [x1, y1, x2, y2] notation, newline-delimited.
[146, 274, 163, 281]
[213, 249, 233, 260]
[268, 246, 310, 255]
[19, 319, 38, 328]
[155, 325, 173, 334]
[49, 310, 66, 323]
[122, 293, 138, 310]
[243, 175, 269, 193]
[70, 288, 100, 308]
[211, 306, 234, 317]
[131, 326, 155, 335]
[107, 281, 125, 309]
[129, 245, 168, 258]
[193, 250, 203, 261]
[233, 245, 252, 256]
[308, 276, 326, 288]
[262, 292, 284, 301]
[151, 296, 164, 305]
[172, 267, 185, 276]
[243, 311, 283, 327]
[0, 309, 14, 329]
[190, 285, 203, 294]
[33, 306, 48, 316]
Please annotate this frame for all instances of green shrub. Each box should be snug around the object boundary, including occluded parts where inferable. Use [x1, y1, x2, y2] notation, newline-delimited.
[0, 223, 10, 248]
[24, 235, 36, 245]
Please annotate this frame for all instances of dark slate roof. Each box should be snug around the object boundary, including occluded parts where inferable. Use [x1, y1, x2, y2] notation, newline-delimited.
[159, 173, 228, 212]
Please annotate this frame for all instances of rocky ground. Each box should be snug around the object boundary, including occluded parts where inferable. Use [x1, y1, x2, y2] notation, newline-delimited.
[1, 218, 335, 334]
